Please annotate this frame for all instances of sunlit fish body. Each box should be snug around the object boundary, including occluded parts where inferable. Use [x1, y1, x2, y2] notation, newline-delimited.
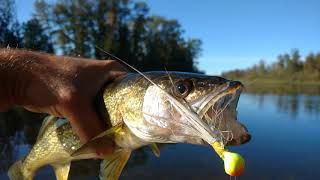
[8, 72, 251, 180]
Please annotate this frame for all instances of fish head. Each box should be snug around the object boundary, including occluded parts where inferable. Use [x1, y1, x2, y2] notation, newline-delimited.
[186, 76, 251, 146]
[140, 72, 250, 146]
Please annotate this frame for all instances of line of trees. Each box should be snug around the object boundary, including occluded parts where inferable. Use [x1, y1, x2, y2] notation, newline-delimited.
[0, 0, 202, 72]
[222, 49, 320, 83]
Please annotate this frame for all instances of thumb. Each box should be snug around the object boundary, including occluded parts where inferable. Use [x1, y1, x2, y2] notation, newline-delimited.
[101, 60, 128, 82]
[66, 103, 114, 158]
[65, 100, 107, 142]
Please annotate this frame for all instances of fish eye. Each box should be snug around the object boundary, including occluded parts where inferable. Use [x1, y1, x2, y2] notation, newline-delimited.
[173, 80, 192, 98]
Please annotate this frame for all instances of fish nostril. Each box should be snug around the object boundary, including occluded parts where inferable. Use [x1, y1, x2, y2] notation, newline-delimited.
[226, 133, 251, 146]
[242, 134, 251, 144]
[229, 80, 243, 89]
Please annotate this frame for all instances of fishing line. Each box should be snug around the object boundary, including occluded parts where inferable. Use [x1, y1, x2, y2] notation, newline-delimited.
[164, 67, 175, 88]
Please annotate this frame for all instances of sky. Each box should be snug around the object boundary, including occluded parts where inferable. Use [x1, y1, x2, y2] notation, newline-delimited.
[16, 0, 320, 75]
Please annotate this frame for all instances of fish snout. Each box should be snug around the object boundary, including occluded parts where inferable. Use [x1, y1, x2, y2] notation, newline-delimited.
[228, 80, 244, 91]
[227, 133, 251, 146]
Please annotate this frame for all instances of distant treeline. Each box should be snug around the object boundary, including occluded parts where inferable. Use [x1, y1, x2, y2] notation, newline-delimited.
[0, 0, 202, 72]
[222, 49, 320, 84]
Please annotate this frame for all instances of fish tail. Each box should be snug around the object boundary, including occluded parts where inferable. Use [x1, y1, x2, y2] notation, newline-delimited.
[8, 158, 33, 180]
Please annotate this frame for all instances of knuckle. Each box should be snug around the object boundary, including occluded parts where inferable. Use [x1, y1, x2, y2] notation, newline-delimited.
[103, 60, 126, 71]
[58, 88, 81, 107]
[104, 59, 117, 65]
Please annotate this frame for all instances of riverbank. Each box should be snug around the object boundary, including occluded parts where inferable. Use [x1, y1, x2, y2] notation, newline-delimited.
[233, 79, 320, 95]
[234, 78, 320, 86]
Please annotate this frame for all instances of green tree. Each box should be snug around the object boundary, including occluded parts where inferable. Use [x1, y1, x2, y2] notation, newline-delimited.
[273, 55, 285, 77]
[315, 53, 320, 72]
[130, 2, 149, 64]
[143, 16, 201, 72]
[0, 0, 22, 48]
[90, 0, 132, 60]
[223, 49, 320, 83]
[257, 60, 267, 76]
[34, 0, 202, 72]
[23, 18, 54, 53]
[52, 0, 93, 57]
[286, 49, 302, 75]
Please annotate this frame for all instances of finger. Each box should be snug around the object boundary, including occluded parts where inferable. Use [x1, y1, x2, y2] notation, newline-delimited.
[70, 60, 127, 96]
[101, 60, 128, 82]
[24, 105, 65, 118]
[64, 101, 114, 156]
[63, 99, 106, 140]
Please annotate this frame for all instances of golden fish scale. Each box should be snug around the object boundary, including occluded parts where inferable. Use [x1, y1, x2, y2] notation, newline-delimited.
[21, 121, 80, 177]
[103, 74, 151, 127]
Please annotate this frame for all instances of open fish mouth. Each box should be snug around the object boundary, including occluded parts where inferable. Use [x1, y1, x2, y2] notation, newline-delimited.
[193, 81, 251, 146]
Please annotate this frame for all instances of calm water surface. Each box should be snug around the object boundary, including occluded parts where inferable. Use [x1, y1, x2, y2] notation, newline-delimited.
[0, 86, 319, 180]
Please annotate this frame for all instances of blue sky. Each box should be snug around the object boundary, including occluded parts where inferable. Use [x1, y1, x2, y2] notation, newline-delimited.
[16, 0, 320, 75]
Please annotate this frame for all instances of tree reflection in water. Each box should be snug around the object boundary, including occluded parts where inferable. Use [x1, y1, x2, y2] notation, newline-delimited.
[0, 108, 44, 172]
[244, 84, 320, 118]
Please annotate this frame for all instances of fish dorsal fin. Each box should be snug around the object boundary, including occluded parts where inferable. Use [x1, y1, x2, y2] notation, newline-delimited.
[71, 123, 123, 158]
[149, 143, 160, 157]
[100, 149, 131, 180]
[37, 116, 57, 141]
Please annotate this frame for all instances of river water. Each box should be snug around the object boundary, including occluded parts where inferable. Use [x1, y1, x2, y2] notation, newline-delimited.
[0, 85, 319, 180]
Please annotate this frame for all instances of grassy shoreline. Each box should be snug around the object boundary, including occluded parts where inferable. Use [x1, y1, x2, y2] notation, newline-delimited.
[232, 78, 320, 86]
[230, 78, 320, 95]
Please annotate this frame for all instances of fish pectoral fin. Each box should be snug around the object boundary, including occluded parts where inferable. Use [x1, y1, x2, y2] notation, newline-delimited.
[93, 123, 123, 140]
[100, 149, 131, 180]
[52, 162, 71, 180]
[149, 143, 160, 157]
[71, 135, 115, 159]
[71, 124, 123, 158]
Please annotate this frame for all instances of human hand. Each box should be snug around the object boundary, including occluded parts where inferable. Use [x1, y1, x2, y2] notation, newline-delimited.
[0, 49, 127, 158]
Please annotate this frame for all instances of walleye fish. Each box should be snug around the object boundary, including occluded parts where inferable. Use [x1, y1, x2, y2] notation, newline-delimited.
[8, 71, 251, 180]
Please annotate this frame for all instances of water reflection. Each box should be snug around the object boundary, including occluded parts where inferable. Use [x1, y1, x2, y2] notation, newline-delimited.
[0, 85, 319, 179]
[0, 108, 44, 173]
[243, 84, 320, 119]
[244, 83, 320, 95]
[247, 94, 320, 119]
